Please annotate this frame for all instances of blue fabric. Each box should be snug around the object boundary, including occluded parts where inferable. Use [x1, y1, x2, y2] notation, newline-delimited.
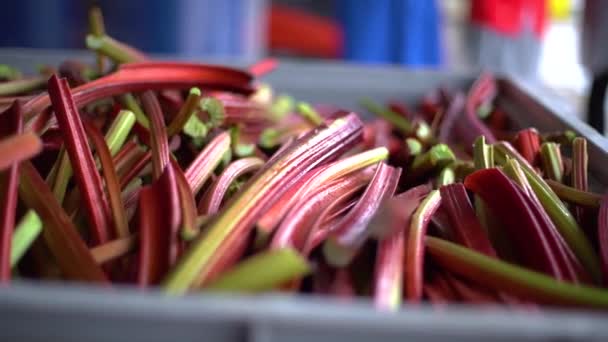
[338, 0, 442, 67]
[0, 0, 251, 56]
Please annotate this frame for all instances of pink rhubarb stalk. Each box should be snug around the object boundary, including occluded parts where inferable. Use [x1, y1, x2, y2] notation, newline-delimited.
[47, 75, 111, 245]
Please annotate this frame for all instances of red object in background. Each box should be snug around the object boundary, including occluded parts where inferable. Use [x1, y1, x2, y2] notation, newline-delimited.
[471, 0, 548, 38]
[268, 5, 343, 58]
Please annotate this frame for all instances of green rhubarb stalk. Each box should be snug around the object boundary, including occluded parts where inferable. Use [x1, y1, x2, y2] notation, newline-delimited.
[270, 94, 294, 121]
[122, 177, 143, 197]
[204, 248, 310, 292]
[472, 137, 514, 259]
[296, 102, 323, 126]
[0, 64, 22, 80]
[167, 87, 202, 136]
[454, 160, 476, 179]
[104, 110, 136, 156]
[120, 93, 149, 128]
[230, 125, 255, 157]
[405, 138, 422, 156]
[52, 110, 136, 203]
[546, 179, 601, 208]
[494, 142, 601, 281]
[426, 236, 608, 308]
[503, 158, 531, 193]
[163, 115, 362, 293]
[473, 136, 493, 169]
[52, 150, 74, 204]
[543, 130, 577, 145]
[0, 77, 46, 96]
[436, 167, 455, 187]
[360, 98, 412, 134]
[540, 142, 563, 183]
[88, 5, 106, 73]
[10, 211, 42, 267]
[409, 144, 455, 181]
[85, 34, 143, 64]
[200, 97, 225, 128]
[259, 128, 281, 149]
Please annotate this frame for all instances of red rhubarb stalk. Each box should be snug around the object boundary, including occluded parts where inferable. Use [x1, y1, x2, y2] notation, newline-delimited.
[119, 150, 151, 188]
[137, 166, 180, 286]
[47, 75, 111, 245]
[18, 162, 107, 282]
[257, 147, 388, 235]
[83, 121, 129, 239]
[184, 131, 232, 195]
[572, 137, 589, 225]
[140, 91, 170, 179]
[457, 73, 496, 147]
[0, 132, 42, 171]
[514, 128, 541, 166]
[163, 113, 363, 293]
[198, 157, 264, 215]
[167, 160, 199, 242]
[504, 158, 589, 283]
[438, 92, 465, 143]
[444, 275, 499, 304]
[598, 194, 608, 284]
[374, 225, 405, 310]
[24, 62, 254, 119]
[439, 183, 496, 257]
[465, 168, 566, 280]
[405, 190, 442, 302]
[371, 184, 431, 239]
[323, 163, 401, 266]
[301, 190, 359, 255]
[0, 101, 24, 282]
[272, 169, 374, 251]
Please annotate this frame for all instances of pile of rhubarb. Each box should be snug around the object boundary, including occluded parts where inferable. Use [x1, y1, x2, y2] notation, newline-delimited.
[1, 8, 608, 310]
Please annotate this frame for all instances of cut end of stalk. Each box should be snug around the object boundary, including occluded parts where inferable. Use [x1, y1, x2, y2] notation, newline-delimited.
[85, 34, 103, 50]
[323, 238, 355, 267]
[183, 115, 208, 139]
[473, 135, 493, 169]
[200, 97, 225, 128]
[428, 144, 455, 167]
[270, 95, 295, 120]
[296, 102, 323, 126]
[234, 144, 255, 157]
[189, 87, 201, 97]
[437, 167, 455, 187]
[415, 121, 431, 141]
[406, 138, 422, 156]
[540, 142, 563, 183]
[259, 128, 279, 149]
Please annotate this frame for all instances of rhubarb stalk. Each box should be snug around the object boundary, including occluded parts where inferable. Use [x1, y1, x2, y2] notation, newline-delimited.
[406, 190, 442, 302]
[163, 113, 363, 293]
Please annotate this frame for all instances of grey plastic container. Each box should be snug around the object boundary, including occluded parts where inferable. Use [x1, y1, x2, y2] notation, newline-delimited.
[1, 49, 608, 341]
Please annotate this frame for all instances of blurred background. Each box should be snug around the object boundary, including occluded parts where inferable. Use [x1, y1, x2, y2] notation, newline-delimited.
[0, 0, 605, 132]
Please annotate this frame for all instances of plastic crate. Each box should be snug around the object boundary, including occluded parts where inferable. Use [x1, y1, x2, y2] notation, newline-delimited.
[0, 49, 607, 341]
